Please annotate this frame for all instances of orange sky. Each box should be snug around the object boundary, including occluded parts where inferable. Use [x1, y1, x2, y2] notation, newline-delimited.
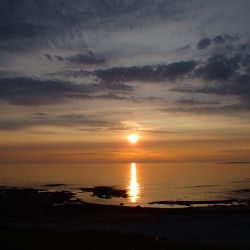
[1, 1, 250, 166]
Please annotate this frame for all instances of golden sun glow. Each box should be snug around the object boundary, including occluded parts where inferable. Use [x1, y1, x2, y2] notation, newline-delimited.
[128, 162, 140, 203]
[128, 134, 139, 144]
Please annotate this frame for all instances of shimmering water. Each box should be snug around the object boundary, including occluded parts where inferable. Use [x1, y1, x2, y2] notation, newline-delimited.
[1, 162, 250, 207]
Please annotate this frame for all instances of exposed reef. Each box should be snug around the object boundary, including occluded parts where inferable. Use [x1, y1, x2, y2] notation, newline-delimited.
[149, 199, 250, 206]
[80, 186, 128, 199]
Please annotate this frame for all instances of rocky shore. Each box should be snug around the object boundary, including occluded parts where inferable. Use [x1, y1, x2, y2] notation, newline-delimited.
[1, 186, 250, 249]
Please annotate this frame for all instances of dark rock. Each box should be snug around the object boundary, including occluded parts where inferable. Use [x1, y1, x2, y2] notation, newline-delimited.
[80, 186, 128, 199]
[0, 187, 74, 207]
[41, 183, 66, 187]
[148, 199, 250, 206]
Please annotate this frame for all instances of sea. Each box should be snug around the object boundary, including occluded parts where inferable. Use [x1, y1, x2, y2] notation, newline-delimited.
[1, 162, 250, 207]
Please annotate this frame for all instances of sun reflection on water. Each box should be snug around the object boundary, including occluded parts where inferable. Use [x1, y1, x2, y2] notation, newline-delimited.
[128, 162, 140, 203]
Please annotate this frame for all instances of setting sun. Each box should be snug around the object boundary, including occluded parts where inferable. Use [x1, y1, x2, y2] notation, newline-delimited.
[128, 134, 139, 144]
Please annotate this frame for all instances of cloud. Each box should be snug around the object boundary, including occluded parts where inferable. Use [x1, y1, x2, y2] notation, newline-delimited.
[196, 34, 239, 50]
[95, 60, 196, 83]
[241, 53, 250, 68]
[66, 50, 106, 65]
[0, 76, 89, 105]
[176, 98, 220, 105]
[0, 113, 150, 131]
[195, 54, 241, 81]
[0, 76, 133, 105]
[0, 0, 189, 50]
[45, 50, 106, 65]
[197, 38, 211, 49]
[166, 46, 250, 112]
[0, 22, 43, 40]
[160, 103, 250, 114]
[55, 55, 64, 61]
[171, 83, 250, 113]
[179, 60, 250, 101]
[48, 37, 250, 113]
[1, 0, 250, 118]
[0, 113, 113, 131]
[44, 54, 53, 61]
[94, 93, 133, 101]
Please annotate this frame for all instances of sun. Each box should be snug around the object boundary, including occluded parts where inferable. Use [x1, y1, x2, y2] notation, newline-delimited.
[128, 134, 139, 144]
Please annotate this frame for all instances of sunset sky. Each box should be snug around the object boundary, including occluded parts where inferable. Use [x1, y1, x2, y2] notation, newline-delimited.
[1, 0, 250, 164]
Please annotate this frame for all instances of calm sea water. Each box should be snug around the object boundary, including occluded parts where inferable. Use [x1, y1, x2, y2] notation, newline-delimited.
[1, 162, 250, 207]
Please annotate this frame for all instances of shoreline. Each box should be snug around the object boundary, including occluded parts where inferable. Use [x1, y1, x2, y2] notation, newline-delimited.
[1, 187, 250, 248]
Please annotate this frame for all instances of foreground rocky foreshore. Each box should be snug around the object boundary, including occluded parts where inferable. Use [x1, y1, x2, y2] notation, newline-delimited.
[1, 186, 250, 249]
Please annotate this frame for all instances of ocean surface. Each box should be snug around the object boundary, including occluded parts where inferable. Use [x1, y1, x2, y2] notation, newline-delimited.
[1, 162, 250, 207]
